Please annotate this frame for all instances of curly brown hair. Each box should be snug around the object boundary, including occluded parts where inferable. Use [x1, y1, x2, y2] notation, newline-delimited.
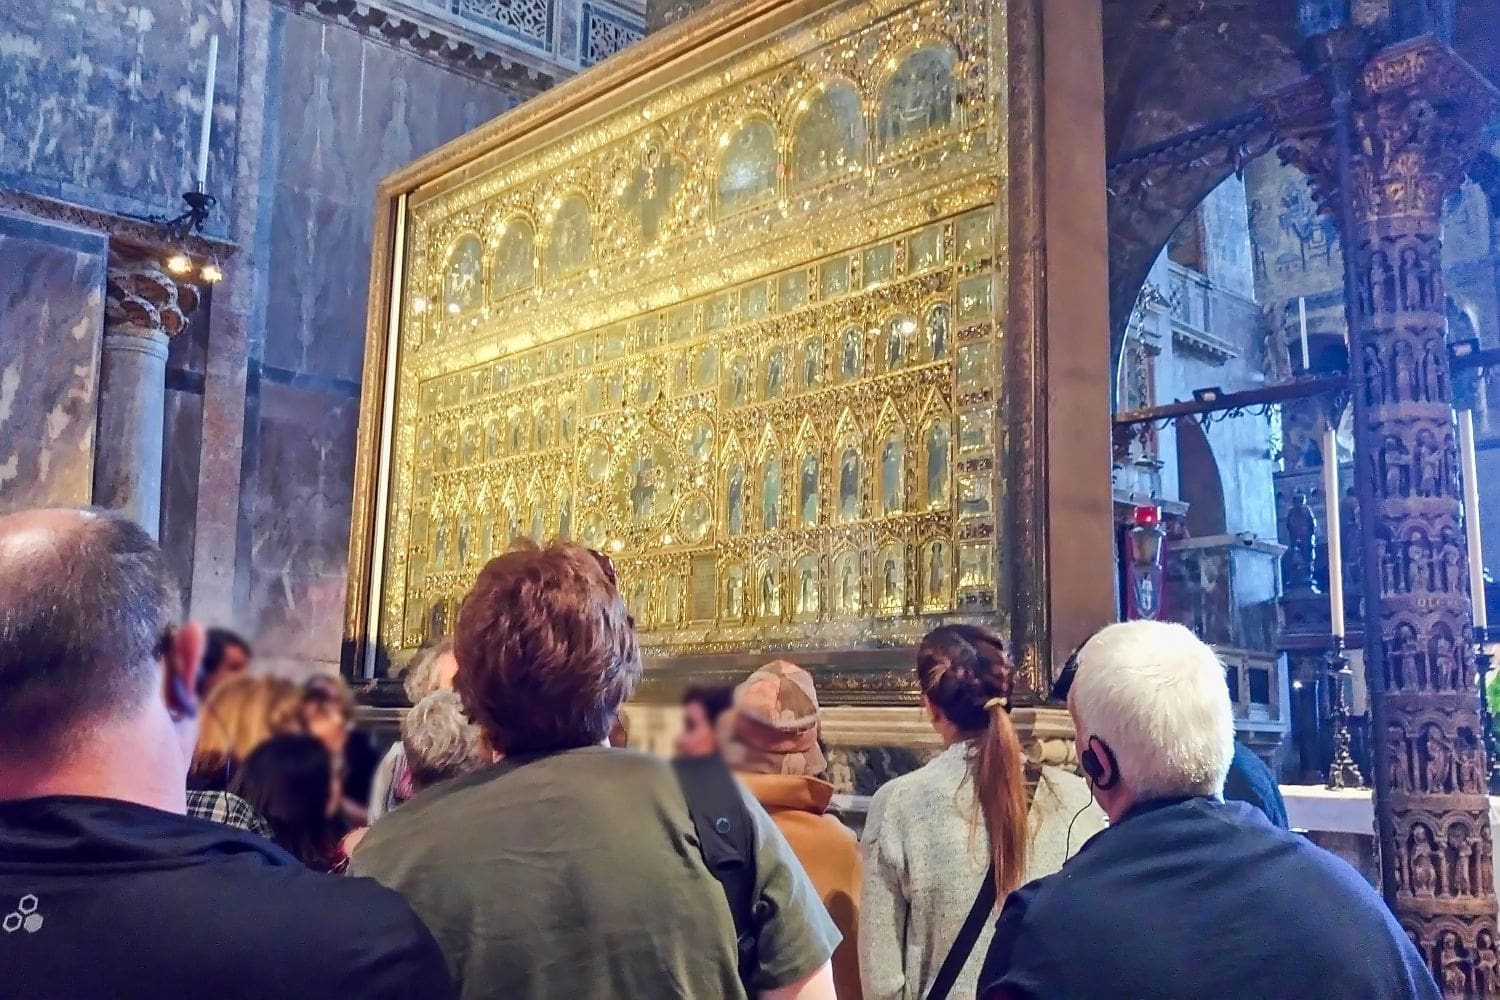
[455, 541, 641, 754]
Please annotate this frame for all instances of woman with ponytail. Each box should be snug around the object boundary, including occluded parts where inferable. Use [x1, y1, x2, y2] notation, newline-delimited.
[858, 625, 1105, 1000]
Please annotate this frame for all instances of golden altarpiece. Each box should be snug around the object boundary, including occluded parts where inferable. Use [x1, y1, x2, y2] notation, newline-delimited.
[346, 0, 1108, 763]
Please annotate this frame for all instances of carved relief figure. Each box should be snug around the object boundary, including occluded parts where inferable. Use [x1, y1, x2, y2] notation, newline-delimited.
[1475, 931, 1498, 996]
[1390, 623, 1418, 689]
[1406, 535, 1433, 594]
[1390, 722, 1411, 791]
[1399, 245, 1422, 310]
[1426, 725, 1453, 793]
[1453, 829, 1475, 898]
[1458, 729, 1483, 793]
[1431, 632, 1456, 692]
[1382, 436, 1409, 498]
[1423, 338, 1447, 402]
[1377, 538, 1396, 593]
[1416, 432, 1442, 498]
[760, 567, 782, 618]
[1393, 340, 1418, 403]
[1439, 931, 1468, 997]
[1369, 248, 1393, 316]
[1440, 531, 1465, 593]
[1365, 344, 1385, 406]
[1411, 824, 1439, 897]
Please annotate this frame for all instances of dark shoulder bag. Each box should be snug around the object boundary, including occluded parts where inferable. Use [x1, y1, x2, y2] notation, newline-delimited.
[926, 865, 998, 1000]
[673, 756, 760, 992]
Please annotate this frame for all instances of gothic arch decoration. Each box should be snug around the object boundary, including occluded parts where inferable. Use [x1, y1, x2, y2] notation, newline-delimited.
[722, 559, 747, 622]
[756, 555, 784, 621]
[833, 407, 863, 524]
[876, 43, 956, 150]
[443, 232, 485, 315]
[875, 539, 906, 615]
[491, 216, 537, 298]
[791, 81, 866, 189]
[717, 117, 779, 215]
[794, 417, 822, 527]
[1175, 419, 1227, 537]
[921, 537, 952, 612]
[723, 431, 748, 537]
[545, 193, 593, 277]
[793, 550, 822, 618]
[830, 546, 862, 616]
[755, 425, 784, 533]
[875, 399, 907, 516]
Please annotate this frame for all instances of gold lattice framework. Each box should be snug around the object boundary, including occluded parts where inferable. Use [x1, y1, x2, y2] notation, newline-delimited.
[348, 0, 1054, 700]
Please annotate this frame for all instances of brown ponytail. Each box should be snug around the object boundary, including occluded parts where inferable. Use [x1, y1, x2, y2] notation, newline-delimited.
[916, 624, 1030, 897]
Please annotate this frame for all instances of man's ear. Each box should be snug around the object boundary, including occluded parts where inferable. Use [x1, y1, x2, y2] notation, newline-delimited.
[165, 622, 206, 721]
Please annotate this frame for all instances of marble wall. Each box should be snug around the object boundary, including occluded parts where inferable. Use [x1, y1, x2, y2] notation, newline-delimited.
[0, 212, 105, 513]
[236, 10, 519, 675]
[0, 0, 237, 232]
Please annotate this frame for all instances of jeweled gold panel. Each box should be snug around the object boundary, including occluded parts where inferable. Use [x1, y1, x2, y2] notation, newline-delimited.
[368, 0, 1016, 666]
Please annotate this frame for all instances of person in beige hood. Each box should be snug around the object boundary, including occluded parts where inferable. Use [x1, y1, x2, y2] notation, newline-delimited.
[726, 661, 863, 1000]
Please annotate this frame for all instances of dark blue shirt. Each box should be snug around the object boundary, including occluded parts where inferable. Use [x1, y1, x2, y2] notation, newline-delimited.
[979, 796, 1438, 1000]
[0, 796, 453, 1000]
[1224, 741, 1289, 829]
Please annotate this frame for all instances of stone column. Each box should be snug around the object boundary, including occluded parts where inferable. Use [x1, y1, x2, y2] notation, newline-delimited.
[93, 252, 199, 538]
[1283, 36, 1500, 989]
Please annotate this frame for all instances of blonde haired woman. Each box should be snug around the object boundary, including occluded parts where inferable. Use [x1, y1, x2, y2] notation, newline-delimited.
[188, 675, 303, 791]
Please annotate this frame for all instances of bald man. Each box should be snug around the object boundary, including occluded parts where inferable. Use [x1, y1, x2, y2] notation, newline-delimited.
[0, 508, 453, 999]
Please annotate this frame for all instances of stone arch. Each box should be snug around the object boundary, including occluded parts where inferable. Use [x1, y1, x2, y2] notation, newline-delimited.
[1176, 419, 1227, 536]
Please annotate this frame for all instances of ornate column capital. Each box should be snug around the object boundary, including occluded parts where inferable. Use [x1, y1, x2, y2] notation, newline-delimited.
[1277, 37, 1499, 223]
[104, 252, 202, 341]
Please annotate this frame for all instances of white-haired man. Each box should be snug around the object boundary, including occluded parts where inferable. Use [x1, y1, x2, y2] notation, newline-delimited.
[979, 620, 1438, 1000]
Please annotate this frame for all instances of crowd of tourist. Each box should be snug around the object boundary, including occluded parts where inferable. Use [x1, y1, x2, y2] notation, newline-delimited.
[0, 506, 1445, 999]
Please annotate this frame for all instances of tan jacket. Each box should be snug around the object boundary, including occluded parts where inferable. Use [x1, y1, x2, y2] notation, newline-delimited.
[741, 772, 864, 1000]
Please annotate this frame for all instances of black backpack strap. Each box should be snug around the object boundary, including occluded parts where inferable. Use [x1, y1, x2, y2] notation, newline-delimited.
[673, 756, 759, 989]
[925, 866, 998, 1000]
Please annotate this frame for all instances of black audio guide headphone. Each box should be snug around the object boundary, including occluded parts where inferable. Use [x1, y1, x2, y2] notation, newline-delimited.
[1056, 627, 1121, 792]
[1080, 735, 1120, 791]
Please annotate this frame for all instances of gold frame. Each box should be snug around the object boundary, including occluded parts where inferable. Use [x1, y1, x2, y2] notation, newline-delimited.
[345, 0, 1056, 703]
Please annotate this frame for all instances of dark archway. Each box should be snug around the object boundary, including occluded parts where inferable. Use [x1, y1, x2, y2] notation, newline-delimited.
[1176, 419, 1228, 536]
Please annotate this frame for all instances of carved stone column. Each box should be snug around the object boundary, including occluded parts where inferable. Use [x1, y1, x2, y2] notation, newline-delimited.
[1282, 37, 1500, 989]
[93, 251, 200, 538]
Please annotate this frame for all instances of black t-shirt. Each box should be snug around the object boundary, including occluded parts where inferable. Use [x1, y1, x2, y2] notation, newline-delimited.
[979, 796, 1439, 1000]
[0, 796, 453, 1000]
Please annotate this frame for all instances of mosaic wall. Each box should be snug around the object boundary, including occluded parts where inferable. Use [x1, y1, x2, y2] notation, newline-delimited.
[375, 0, 1010, 661]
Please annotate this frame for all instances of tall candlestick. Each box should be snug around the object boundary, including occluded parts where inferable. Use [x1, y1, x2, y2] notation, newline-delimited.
[195, 35, 218, 188]
[1298, 296, 1310, 372]
[1323, 424, 1345, 637]
[1460, 409, 1488, 629]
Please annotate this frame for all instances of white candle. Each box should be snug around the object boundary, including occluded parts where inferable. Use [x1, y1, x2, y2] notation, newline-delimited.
[1323, 424, 1345, 637]
[1460, 409, 1488, 630]
[195, 35, 218, 188]
[1298, 296, 1310, 371]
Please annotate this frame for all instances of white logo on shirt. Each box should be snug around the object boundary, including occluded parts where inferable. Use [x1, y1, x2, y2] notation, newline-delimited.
[2, 894, 42, 934]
